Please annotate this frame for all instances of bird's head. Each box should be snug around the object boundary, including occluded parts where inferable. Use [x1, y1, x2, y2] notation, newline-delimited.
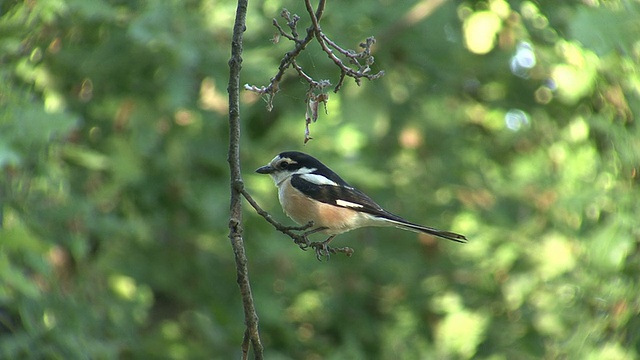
[256, 151, 345, 186]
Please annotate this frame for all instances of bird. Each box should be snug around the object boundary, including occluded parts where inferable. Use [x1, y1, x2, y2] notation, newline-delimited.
[256, 151, 467, 259]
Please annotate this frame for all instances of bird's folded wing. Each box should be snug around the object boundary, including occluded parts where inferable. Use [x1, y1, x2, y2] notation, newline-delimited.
[291, 174, 400, 220]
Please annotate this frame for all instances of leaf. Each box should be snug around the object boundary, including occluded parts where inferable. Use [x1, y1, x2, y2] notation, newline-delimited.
[0, 85, 78, 161]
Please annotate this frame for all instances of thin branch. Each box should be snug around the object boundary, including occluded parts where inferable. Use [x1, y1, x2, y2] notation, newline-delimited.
[239, 187, 312, 248]
[272, 11, 299, 43]
[305, 0, 383, 91]
[246, 0, 381, 97]
[240, 187, 355, 260]
[227, 0, 264, 358]
[242, 329, 250, 360]
[291, 59, 321, 87]
[244, 0, 384, 142]
[243, 5, 325, 109]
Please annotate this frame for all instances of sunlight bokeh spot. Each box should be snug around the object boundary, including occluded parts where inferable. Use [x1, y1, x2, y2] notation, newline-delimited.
[510, 42, 536, 78]
[505, 109, 530, 131]
[463, 11, 502, 54]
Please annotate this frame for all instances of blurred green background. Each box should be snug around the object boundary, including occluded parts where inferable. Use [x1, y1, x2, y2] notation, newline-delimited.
[1, 0, 639, 359]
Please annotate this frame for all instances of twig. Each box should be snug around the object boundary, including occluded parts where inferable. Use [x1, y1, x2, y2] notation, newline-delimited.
[240, 187, 355, 260]
[243, 5, 323, 110]
[242, 329, 250, 360]
[313, 244, 355, 261]
[246, 0, 382, 97]
[240, 187, 312, 248]
[304, 0, 384, 91]
[244, 0, 384, 143]
[227, 0, 264, 358]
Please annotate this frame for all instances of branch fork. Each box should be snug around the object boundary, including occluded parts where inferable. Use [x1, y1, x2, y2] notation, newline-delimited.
[244, 0, 384, 142]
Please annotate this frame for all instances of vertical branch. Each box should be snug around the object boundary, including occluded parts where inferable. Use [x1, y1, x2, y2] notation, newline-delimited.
[227, 0, 264, 359]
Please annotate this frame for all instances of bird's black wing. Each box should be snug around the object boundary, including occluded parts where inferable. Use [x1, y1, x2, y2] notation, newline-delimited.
[291, 174, 468, 243]
[290, 174, 403, 220]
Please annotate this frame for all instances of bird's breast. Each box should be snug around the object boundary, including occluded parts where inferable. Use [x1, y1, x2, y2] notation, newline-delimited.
[277, 180, 373, 235]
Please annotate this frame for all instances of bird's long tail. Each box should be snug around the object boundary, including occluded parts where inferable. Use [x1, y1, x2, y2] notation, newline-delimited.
[386, 218, 467, 243]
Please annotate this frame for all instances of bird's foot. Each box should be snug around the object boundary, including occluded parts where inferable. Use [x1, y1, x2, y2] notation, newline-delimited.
[287, 222, 317, 250]
[310, 240, 332, 261]
[293, 225, 330, 251]
[310, 235, 335, 261]
[293, 233, 311, 250]
[309, 236, 354, 261]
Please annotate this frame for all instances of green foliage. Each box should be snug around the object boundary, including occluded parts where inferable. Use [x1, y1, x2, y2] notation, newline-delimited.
[1, 0, 639, 359]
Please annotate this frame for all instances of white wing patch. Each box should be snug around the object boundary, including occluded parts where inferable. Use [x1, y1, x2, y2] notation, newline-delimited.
[336, 199, 364, 208]
[295, 167, 317, 175]
[299, 173, 337, 186]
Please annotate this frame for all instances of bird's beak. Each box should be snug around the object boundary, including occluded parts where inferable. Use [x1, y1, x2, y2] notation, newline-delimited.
[256, 164, 275, 174]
